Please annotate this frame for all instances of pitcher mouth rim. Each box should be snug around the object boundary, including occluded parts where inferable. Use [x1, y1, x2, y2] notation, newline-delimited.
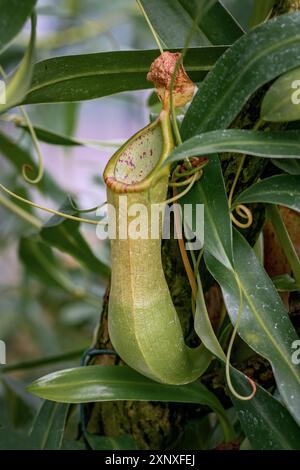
[103, 110, 173, 194]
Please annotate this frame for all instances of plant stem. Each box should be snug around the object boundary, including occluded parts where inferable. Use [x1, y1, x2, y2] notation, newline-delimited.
[267, 204, 300, 288]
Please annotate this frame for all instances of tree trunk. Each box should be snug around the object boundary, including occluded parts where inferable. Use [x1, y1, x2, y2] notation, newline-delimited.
[86, 0, 300, 449]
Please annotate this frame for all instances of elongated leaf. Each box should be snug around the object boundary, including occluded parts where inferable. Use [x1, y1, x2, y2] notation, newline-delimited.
[19, 124, 83, 146]
[231, 370, 300, 450]
[250, 0, 275, 27]
[23, 47, 226, 104]
[0, 130, 64, 201]
[194, 277, 300, 450]
[205, 229, 300, 425]
[0, 428, 34, 450]
[166, 130, 300, 165]
[194, 275, 226, 361]
[30, 401, 69, 450]
[181, 155, 234, 269]
[40, 202, 110, 278]
[139, 0, 243, 48]
[19, 236, 76, 293]
[17, 122, 121, 148]
[0, 0, 37, 52]
[27, 365, 222, 406]
[181, 13, 300, 138]
[222, 0, 254, 31]
[272, 274, 299, 293]
[2, 376, 40, 429]
[234, 175, 300, 212]
[272, 158, 300, 175]
[261, 67, 300, 122]
[189, 0, 244, 44]
[27, 365, 231, 439]
[0, 14, 36, 113]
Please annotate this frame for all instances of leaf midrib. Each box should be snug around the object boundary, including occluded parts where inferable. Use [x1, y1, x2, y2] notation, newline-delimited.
[238, 276, 300, 386]
[28, 65, 211, 95]
[177, 137, 300, 157]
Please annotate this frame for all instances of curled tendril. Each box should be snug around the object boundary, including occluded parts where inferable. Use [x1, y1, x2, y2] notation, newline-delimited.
[1, 65, 44, 185]
[228, 120, 263, 230]
[230, 204, 253, 229]
[228, 154, 254, 230]
[225, 275, 257, 401]
[20, 106, 44, 184]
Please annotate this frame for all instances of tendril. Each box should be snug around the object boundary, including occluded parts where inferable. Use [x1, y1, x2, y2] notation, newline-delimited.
[0, 183, 107, 226]
[20, 106, 44, 184]
[163, 172, 199, 205]
[225, 276, 257, 401]
[228, 154, 253, 229]
[136, 0, 164, 54]
[67, 194, 107, 214]
[228, 120, 263, 229]
[0, 66, 45, 186]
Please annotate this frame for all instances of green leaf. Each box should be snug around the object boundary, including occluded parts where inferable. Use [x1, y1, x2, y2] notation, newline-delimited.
[194, 279, 300, 449]
[205, 229, 300, 425]
[222, 0, 254, 32]
[261, 66, 300, 122]
[0, 0, 37, 53]
[0, 130, 65, 201]
[250, 0, 275, 27]
[30, 401, 69, 450]
[23, 47, 226, 105]
[194, 274, 226, 362]
[1, 349, 84, 373]
[231, 370, 300, 450]
[272, 158, 300, 175]
[27, 365, 231, 439]
[139, 0, 243, 48]
[2, 376, 40, 429]
[18, 236, 76, 294]
[181, 155, 234, 269]
[40, 200, 110, 278]
[18, 123, 83, 146]
[166, 130, 300, 165]
[16, 121, 121, 149]
[181, 13, 300, 138]
[0, 427, 35, 450]
[272, 274, 299, 292]
[0, 13, 36, 113]
[27, 365, 222, 405]
[234, 175, 300, 213]
[190, 0, 244, 44]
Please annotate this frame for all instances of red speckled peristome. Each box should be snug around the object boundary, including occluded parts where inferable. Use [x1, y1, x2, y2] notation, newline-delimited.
[105, 175, 145, 194]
